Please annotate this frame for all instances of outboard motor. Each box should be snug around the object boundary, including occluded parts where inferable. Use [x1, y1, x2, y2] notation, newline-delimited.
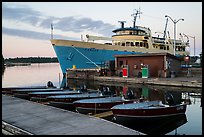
[100, 86, 108, 95]
[47, 81, 54, 88]
[80, 84, 87, 92]
[101, 86, 114, 96]
[165, 92, 175, 106]
[126, 89, 135, 99]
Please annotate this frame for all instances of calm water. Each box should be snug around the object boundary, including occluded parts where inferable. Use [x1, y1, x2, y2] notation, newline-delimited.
[2, 63, 202, 135]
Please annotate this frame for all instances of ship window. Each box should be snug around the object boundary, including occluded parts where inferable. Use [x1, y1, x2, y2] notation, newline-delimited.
[126, 42, 130, 46]
[146, 43, 149, 49]
[178, 47, 182, 51]
[183, 47, 185, 51]
[143, 43, 146, 48]
[140, 42, 143, 47]
[118, 42, 120, 46]
[175, 46, 178, 51]
[164, 46, 166, 50]
[167, 46, 169, 50]
[122, 43, 125, 46]
[131, 42, 134, 46]
[130, 32, 132, 35]
[160, 46, 163, 49]
[136, 42, 139, 47]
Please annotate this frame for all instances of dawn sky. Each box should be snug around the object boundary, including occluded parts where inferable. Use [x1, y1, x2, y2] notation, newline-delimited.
[2, 2, 202, 58]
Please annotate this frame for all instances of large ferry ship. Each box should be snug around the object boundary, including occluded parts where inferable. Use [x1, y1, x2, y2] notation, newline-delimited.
[51, 9, 190, 74]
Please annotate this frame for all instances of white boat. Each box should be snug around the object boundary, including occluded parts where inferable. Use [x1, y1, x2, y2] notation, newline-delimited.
[50, 9, 190, 74]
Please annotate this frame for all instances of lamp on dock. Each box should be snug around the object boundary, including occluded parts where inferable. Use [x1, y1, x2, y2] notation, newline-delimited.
[165, 15, 184, 56]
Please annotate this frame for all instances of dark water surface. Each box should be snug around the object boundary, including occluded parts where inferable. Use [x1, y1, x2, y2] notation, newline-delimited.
[2, 63, 202, 135]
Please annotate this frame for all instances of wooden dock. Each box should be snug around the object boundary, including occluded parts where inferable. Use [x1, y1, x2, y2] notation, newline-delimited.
[93, 76, 202, 88]
[2, 95, 143, 135]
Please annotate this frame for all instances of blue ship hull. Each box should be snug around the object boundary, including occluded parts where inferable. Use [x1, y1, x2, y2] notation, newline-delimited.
[53, 45, 142, 73]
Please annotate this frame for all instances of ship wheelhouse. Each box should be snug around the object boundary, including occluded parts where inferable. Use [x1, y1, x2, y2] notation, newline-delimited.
[112, 26, 151, 49]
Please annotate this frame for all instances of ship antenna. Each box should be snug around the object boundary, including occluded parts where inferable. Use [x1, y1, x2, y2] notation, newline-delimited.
[131, 8, 142, 28]
[51, 23, 53, 39]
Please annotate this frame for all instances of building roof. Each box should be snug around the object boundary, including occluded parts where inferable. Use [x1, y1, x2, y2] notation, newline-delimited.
[112, 27, 145, 33]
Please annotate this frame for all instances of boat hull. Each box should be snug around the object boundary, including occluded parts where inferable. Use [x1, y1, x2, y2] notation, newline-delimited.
[28, 90, 82, 101]
[111, 101, 187, 122]
[11, 88, 62, 94]
[48, 101, 76, 111]
[74, 97, 135, 114]
[13, 93, 30, 100]
[47, 93, 107, 110]
[75, 101, 134, 114]
[2, 86, 48, 94]
[52, 41, 142, 73]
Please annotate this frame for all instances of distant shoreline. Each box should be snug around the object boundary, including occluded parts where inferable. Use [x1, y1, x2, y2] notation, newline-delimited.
[4, 57, 59, 64]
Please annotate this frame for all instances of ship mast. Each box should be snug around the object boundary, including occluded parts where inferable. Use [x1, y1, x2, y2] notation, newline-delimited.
[51, 23, 53, 39]
[131, 8, 142, 28]
[163, 18, 168, 39]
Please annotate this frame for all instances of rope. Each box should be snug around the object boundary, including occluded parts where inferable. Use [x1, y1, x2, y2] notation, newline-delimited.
[72, 46, 100, 69]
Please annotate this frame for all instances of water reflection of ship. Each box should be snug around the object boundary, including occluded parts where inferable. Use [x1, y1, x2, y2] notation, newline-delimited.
[62, 76, 97, 90]
[114, 114, 187, 135]
[121, 85, 183, 105]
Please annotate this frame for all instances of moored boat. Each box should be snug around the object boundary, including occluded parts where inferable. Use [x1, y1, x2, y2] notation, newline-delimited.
[73, 96, 136, 115]
[111, 100, 187, 122]
[11, 88, 62, 96]
[47, 92, 107, 111]
[2, 86, 48, 94]
[51, 9, 190, 74]
[12, 88, 63, 100]
[28, 90, 82, 102]
[2, 81, 57, 95]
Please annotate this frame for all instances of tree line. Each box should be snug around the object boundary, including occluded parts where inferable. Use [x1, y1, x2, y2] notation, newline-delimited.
[4, 57, 59, 64]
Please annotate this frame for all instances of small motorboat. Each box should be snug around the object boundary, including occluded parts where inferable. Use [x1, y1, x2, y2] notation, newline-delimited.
[47, 92, 107, 111]
[12, 87, 91, 101]
[28, 90, 82, 102]
[2, 81, 57, 95]
[12, 88, 63, 100]
[73, 96, 136, 115]
[111, 100, 187, 122]
[12, 88, 62, 93]
[2, 86, 48, 94]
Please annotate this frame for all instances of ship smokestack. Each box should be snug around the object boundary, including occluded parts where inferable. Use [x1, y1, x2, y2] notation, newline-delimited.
[118, 21, 126, 28]
[121, 22, 124, 28]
